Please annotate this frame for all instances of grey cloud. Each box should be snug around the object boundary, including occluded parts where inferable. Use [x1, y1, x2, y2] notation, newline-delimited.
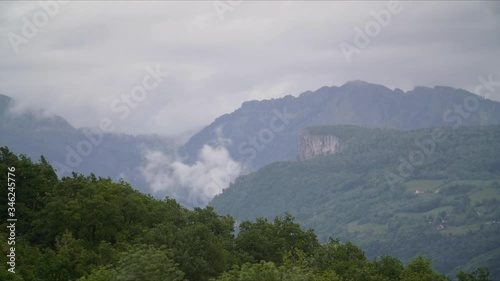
[139, 144, 243, 208]
[0, 1, 499, 137]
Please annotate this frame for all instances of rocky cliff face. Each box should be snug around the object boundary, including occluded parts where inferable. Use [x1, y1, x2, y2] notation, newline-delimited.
[298, 132, 340, 161]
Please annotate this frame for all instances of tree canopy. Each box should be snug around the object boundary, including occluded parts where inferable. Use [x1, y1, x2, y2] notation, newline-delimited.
[0, 147, 492, 281]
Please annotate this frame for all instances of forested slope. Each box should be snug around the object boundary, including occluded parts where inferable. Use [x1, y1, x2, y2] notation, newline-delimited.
[211, 125, 500, 278]
[0, 147, 491, 281]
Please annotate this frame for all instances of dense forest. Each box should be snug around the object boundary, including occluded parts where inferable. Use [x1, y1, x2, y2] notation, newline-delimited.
[0, 147, 492, 281]
[211, 125, 500, 278]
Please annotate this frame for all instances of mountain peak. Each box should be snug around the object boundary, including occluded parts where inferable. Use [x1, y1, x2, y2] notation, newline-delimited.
[0, 94, 12, 114]
[0, 93, 11, 100]
[343, 80, 372, 86]
[340, 80, 392, 93]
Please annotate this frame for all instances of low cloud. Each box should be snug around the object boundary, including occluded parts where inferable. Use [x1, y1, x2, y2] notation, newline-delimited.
[139, 143, 242, 208]
[2, 2, 500, 138]
[5, 96, 63, 121]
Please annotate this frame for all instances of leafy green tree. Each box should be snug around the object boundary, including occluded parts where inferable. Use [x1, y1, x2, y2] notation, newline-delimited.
[235, 214, 319, 264]
[77, 267, 118, 281]
[314, 238, 367, 277]
[280, 248, 317, 281]
[400, 256, 448, 281]
[115, 244, 184, 281]
[214, 261, 282, 281]
[0, 271, 25, 281]
[372, 255, 404, 280]
[171, 207, 234, 281]
[235, 217, 278, 263]
[35, 232, 99, 281]
[457, 267, 491, 281]
[0, 147, 58, 240]
[33, 174, 152, 247]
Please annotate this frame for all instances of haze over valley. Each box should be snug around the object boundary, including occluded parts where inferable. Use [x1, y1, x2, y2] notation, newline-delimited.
[1, 1, 500, 280]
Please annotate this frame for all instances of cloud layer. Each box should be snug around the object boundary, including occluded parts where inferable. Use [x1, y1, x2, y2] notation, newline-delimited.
[139, 144, 242, 207]
[1, 1, 499, 138]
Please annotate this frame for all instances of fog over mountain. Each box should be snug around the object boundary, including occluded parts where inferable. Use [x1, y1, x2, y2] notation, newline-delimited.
[3, 80, 500, 207]
[1, 1, 500, 137]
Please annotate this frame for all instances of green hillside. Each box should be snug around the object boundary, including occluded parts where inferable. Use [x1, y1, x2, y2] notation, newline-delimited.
[3, 147, 490, 281]
[210, 125, 500, 278]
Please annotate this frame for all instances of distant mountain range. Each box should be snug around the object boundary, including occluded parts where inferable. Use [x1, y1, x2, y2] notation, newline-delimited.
[2, 80, 500, 198]
[0, 94, 174, 193]
[181, 80, 500, 170]
[3, 81, 500, 278]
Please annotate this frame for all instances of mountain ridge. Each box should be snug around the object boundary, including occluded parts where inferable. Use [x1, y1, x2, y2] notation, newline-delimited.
[181, 80, 500, 171]
[2, 80, 500, 206]
[0, 94, 174, 194]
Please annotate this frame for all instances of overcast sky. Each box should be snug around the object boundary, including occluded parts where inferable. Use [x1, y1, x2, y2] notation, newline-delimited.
[1, 1, 499, 139]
